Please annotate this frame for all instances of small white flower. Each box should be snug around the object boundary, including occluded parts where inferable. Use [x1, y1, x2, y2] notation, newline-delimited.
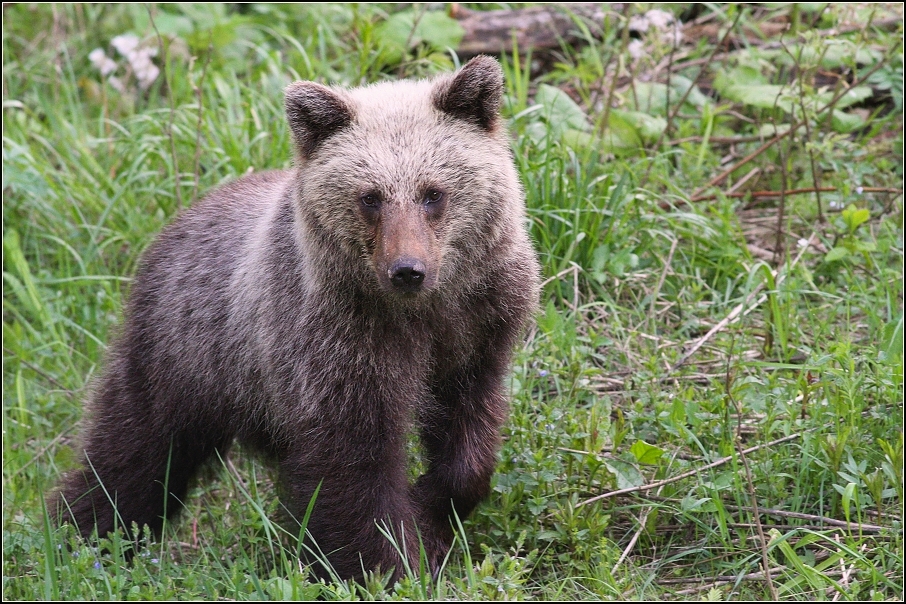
[630, 9, 676, 33]
[126, 47, 160, 89]
[88, 48, 118, 77]
[856, 186, 864, 194]
[646, 9, 675, 30]
[629, 14, 651, 33]
[136, 62, 160, 89]
[107, 76, 126, 92]
[111, 34, 140, 57]
[797, 238, 810, 249]
[628, 39, 646, 60]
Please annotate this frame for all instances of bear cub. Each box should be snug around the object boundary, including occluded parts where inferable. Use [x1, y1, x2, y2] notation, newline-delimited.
[51, 55, 540, 581]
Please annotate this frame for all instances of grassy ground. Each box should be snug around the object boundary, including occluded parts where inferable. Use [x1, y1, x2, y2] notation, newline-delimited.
[3, 3, 903, 600]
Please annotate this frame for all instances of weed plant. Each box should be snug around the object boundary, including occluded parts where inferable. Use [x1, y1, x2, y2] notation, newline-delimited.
[3, 4, 903, 600]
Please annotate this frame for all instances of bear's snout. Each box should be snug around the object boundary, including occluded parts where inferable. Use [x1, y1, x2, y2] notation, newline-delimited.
[389, 258, 427, 292]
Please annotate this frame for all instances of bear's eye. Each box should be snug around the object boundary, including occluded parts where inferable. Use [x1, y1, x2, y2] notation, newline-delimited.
[424, 189, 444, 205]
[360, 192, 381, 208]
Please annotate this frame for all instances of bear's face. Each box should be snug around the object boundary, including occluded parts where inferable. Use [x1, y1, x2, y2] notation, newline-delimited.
[285, 57, 520, 300]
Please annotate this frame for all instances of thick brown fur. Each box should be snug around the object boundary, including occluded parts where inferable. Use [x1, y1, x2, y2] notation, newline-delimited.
[49, 55, 540, 582]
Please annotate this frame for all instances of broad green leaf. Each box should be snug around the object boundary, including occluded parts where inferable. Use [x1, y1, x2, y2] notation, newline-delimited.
[719, 83, 795, 112]
[266, 578, 294, 601]
[561, 127, 595, 150]
[632, 79, 708, 115]
[629, 440, 665, 465]
[831, 109, 866, 133]
[132, 8, 193, 36]
[613, 110, 666, 143]
[760, 45, 882, 70]
[603, 458, 644, 490]
[839, 481, 857, 523]
[177, 2, 229, 22]
[601, 111, 642, 153]
[881, 312, 903, 362]
[632, 82, 671, 115]
[414, 11, 464, 50]
[535, 84, 589, 135]
[842, 204, 871, 230]
[680, 495, 716, 512]
[827, 86, 873, 109]
[670, 75, 710, 107]
[824, 246, 850, 262]
[523, 121, 551, 145]
[758, 122, 791, 137]
[376, 9, 464, 64]
[150, 11, 194, 37]
[713, 65, 769, 91]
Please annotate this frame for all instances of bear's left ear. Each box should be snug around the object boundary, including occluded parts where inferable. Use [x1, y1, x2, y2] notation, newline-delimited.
[432, 55, 503, 132]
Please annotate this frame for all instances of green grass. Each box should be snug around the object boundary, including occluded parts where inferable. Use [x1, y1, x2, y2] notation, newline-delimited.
[3, 3, 903, 600]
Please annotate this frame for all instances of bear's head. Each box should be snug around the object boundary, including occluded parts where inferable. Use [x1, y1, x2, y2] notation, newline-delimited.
[284, 56, 524, 303]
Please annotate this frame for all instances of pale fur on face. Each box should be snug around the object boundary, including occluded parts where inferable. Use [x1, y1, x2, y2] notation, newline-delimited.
[289, 67, 527, 303]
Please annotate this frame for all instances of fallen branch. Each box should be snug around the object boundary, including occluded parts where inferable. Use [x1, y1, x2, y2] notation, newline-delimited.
[612, 506, 654, 574]
[642, 495, 890, 533]
[689, 186, 903, 204]
[682, 15, 902, 49]
[639, 522, 895, 535]
[721, 503, 886, 532]
[9, 425, 76, 479]
[452, 4, 902, 60]
[451, 3, 612, 56]
[3, 346, 78, 399]
[728, 349, 778, 599]
[658, 567, 788, 585]
[578, 432, 803, 507]
[668, 134, 775, 146]
[667, 230, 815, 373]
[664, 564, 852, 598]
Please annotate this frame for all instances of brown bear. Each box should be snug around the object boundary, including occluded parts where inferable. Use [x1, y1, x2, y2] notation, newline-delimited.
[49, 55, 540, 582]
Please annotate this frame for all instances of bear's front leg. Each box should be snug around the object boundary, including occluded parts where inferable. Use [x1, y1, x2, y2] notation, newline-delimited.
[279, 442, 422, 583]
[414, 348, 511, 573]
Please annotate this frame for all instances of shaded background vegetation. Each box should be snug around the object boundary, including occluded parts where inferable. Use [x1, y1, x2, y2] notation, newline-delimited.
[3, 3, 903, 600]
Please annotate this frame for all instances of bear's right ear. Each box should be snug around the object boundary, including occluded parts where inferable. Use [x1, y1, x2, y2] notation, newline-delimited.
[284, 82, 355, 159]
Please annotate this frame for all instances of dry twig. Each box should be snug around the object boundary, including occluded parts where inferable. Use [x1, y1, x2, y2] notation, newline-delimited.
[3, 346, 78, 398]
[720, 503, 886, 532]
[726, 342, 778, 599]
[691, 46, 898, 199]
[668, 230, 815, 373]
[578, 432, 802, 507]
[690, 186, 904, 203]
[10, 425, 76, 479]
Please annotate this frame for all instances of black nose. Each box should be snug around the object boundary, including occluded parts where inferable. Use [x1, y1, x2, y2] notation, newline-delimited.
[389, 259, 426, 292]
